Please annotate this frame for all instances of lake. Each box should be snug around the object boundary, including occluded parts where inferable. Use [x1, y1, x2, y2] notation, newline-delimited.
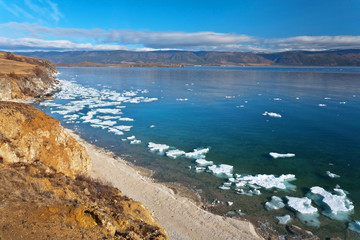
[34, 66, 360, 239]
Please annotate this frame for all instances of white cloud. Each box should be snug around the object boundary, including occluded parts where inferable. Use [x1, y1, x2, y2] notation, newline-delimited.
[0, 22, 359, 52]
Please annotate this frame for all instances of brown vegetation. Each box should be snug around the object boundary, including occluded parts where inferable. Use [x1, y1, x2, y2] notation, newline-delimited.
[0, 161, 168, 239]
[56, 61, 184, 68]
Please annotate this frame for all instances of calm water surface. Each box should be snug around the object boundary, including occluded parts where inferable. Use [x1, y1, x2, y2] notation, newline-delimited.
[34, 66, 360, 239]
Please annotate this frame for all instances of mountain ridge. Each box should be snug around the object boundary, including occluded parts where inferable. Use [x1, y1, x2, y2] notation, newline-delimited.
[18, 49, 360, 66]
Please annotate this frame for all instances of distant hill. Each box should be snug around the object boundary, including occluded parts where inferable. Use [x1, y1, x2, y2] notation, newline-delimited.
[18, 49, 360, 66]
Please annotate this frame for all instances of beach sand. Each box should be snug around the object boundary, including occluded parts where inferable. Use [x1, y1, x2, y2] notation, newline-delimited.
[70, 131, 262, 240]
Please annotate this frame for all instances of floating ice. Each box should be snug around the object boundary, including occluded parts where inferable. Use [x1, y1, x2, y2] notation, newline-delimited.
[97, 108, 123, 114]
[262, 112, 282, 118]
[218, 185, 231, 190]
[269, 152, 295, 159]
[339, 101, 346, 104]
[166, 149, 186, 159]
[195, 159, 214, 167]
[348, 221, 360, 233]
[114, 125, 133, 132]
[326, 171, 340, 178]
[307, 186, 354, 220]
[150, 125, 156, 128]
[265, 196, 285, 210]
[185, 148, 210, 159]
[208, 164, 233, 178]
[237, 174, 296, 190]
[176, 98, 188, 101]
[236, 105, 245, 108]
[118, 117, 134, 121]
[130, 139, 141, 144]
[276, 215, 291, 225]
[148, 142, 170, 155]
[107, 128, 124, 135]
[273, 98, 282, 101]
[225, 96, 235, 99]
[101, 120, 117, 126]
[286, 196, 318, 214]
[318, 104, 327, 107]
[127, 136, 136, 140]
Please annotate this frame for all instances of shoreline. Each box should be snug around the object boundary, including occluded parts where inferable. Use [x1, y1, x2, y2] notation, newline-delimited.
[68, 129, 262, 240]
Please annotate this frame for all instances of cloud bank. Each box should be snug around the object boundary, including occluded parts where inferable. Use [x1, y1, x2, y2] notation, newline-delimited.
[0, 22, 359, 52]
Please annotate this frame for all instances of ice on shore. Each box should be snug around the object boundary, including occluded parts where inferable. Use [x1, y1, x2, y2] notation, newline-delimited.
[269, 152, 295, 159]
[208, 164, 233, 178]
[276, 215, 291, 225]
[148, 142, 170, 155]
[237, 174, 296, 190]
[286, 196, 320, 227]
[262, 112, 282, 118]
[265, 196, 285, 210]
[307, 186, 354, 220]
[348, 221, 360, 233]
[130, 139, 141, 144]
[326, 171, 340, 178]
[166, 149, 186, 159]
[185, 148, 210, 159]
[195, 159, 214, 167]
[286, 196, 318, 214]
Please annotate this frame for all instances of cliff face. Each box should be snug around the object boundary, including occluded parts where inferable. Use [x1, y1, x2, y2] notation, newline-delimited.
[0, 51, 59, 101]
[0, 101, 91, 177]
[0, 161, 168, 239]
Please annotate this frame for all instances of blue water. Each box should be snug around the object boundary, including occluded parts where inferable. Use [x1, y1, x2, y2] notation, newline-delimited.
[34, 66, 360, 239]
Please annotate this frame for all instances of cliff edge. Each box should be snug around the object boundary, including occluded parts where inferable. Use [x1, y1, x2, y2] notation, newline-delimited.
[0, 51, 59, 100]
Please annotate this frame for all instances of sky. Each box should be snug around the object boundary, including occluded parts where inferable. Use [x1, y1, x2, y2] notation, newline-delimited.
[0, 0, 359, 52]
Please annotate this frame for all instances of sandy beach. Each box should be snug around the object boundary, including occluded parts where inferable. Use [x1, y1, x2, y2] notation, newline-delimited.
[69, 131, 261, 240]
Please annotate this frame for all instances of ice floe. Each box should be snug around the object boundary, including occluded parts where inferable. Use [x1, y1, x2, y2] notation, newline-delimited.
[148, 142, 170, 155]
[348, 221, 360, 233]
[195, 159, 214, 167]
[262, 112, 282, 118]
[130, 139, 141, 144]
[166, 149, 186, 159]
[286, 196, 320, 227]
[318, 104, 327, 107]
[269, 152, 295, 159]
[185, 148, 210, 159]
[237, 174, 296, 190]
[326, 171, 340, 178]
[273, 98, 282, 101]
[176, 98, 188, 101]
[276, 215, 291, 225]
[307, 186, 354, 220]
[208, 164, 233, 178]
[265, 196, 285, 210]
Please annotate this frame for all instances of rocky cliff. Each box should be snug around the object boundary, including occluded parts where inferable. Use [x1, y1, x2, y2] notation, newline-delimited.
[0, 51, 59, 100]
[0, 53, 169, 239]
[0, 101, 91, 177]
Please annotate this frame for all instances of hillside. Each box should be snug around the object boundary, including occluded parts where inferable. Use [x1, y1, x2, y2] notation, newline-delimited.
[0, 51, 58, 100]
[19, 49, 360, 66]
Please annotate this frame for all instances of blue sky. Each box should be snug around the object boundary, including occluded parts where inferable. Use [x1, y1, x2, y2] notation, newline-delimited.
[0, 0, 359, 52]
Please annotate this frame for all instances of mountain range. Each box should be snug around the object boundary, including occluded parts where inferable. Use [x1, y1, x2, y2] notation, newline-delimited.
[18, 49, 360, 66]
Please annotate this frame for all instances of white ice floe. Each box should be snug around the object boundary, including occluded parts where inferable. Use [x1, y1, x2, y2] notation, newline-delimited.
[118, 117, 134, 121]
[262, 112, 282, 118]
[324, 97, 332, 100]
[307, 186, 354, 220]
[148, 142, 170, 155]
[236, 105, 245, 108]
[326, 171, 340, 178]
[269, 152, 295, 159]
[265, 196, 285, 210]
[318, 104, 327, 107]
[185, 148, 210, 159]
[176, 98, 188, 101]
[101, 120, 117, 126]
[286, 196, 318, 214]
[348, 221, 360, 233]
[339, 101, 346, 104]
[114, 125, 133, 132]
[97, 108, 123, 114]
[225, 96, 235, 99]
[286, 196, 320, 227]
[130, 139, 141, 144]
[195, 159, 214, 167]
[273, 98, 282, 101]
[166, 149, 186, 159]
[276, 215, 291, 225]
[150, 125, 156, 128]
[107, 128, 124, 135]
[237, 174, 296, 190]
[127, 136, 136, 140]
[208, 164, 233, 178]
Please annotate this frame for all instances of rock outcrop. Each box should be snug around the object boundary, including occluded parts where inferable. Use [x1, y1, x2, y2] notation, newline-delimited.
[0, 161, 168, 239]
[0, 101, 91, 177]
[0, 51, 59, 101]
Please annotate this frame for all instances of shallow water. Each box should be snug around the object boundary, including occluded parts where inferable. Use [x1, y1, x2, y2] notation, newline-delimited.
[34, 66, 360, 239]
